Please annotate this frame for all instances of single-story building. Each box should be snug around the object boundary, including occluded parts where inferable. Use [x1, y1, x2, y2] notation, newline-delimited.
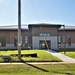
[0, 23, 75, 50]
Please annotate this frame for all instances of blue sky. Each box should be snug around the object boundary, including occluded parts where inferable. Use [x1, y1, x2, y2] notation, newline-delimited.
[0, 0, 75, 26]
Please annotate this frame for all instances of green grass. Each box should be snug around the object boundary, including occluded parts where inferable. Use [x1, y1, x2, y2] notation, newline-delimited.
[0, 50, 62, 62]
[60, 51, 75, 58]
[0, 64, 75, 75]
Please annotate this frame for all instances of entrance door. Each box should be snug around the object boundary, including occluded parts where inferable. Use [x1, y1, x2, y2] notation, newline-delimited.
[39, 40, 51, 49]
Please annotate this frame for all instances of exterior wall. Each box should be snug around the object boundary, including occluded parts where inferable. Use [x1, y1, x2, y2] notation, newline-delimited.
[58, 30, 75, 43]
[59, 43, 75, 48]
[32, 36, 58, 49]
[1, 24, 75, 50]
[0, 44, 15, 49]
[58, 30, 75, 48]
[28, 24, 59, 49]
[31, 26, 58, 36]
[0, 24, 61, 50]
[0, 30, 29, 49]
[0, 31, 10, 44]
[0, 44, 27, 50]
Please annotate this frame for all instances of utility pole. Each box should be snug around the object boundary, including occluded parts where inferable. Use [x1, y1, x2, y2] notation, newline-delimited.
[63, 25, 66, 54]
[18, 0, 21, 59]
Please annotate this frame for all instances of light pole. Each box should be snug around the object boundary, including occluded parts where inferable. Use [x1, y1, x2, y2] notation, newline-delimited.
[18, 0, 21, 59]
[63, 25, 66, 54]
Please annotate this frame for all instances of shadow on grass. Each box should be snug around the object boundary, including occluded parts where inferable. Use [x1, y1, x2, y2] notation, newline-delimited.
[20, 58, 49, 72]
[19, 58, 74, 75]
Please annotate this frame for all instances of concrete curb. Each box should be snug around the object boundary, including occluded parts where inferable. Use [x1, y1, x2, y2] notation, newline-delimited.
[0, 62, 75, 65]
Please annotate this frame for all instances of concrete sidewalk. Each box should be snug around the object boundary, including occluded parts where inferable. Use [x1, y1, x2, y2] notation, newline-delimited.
[46, 50, 75, 62]
[0, 61, 74, 65]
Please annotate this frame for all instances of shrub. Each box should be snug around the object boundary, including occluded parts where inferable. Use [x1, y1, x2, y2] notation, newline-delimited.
[2, 55, 11, 62]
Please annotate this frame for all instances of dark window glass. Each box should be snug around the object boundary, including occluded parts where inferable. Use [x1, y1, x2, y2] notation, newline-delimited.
[58, 36, 62, 47]
[68, 36, 71, 46]
[0, 36, 6, 47]
[14, 36, 22, 47]
[63, 36, 66, 44]
[14, 36, 17, 47]
[25, 36, 28, 44]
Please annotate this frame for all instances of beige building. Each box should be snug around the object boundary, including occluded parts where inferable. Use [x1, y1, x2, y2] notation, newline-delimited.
[0, 23, 74, 50]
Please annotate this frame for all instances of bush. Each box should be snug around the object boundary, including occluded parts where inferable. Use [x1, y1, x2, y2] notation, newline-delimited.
[2, 55, 11, 62]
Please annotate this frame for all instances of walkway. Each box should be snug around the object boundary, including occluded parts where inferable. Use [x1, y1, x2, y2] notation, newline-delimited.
[0, 62, 75, 65]
[46, 50, 75, 62]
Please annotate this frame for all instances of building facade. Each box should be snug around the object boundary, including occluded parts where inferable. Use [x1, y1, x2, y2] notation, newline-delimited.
[0, 24, 75, 50]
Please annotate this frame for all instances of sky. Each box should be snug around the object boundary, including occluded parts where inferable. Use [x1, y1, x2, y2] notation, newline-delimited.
[0, 0, 75, 26]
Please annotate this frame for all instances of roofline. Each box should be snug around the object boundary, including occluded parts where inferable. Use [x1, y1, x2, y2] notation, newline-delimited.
[0, 25, 28, 30]
[28, 23, 62, 28]
[59, 26, 75, 30]
[59, 29, 75, 31]
[0, 29, 29, 31]
[0, 24, 28, 27]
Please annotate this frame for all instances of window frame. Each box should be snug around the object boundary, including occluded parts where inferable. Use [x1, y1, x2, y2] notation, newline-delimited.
[68, 36, 71, 46]
[58, 35, 62, 47]
[39, 33, 50, 37]
[14, 36, 23, 47]
[0, 36, 6, 47]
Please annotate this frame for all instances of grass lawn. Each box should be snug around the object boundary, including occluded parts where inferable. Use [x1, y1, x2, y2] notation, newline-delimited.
[60, 51, 75, 58]
[0, 64, 75, 75]
[0, 50, 62, 62]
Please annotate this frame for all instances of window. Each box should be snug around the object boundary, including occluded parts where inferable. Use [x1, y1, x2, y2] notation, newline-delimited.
[46, 33, 50, 36]
[14, 36, 17, 47]
[68, 36, 71, 46]
[25, 36, 28, 48]
[63, 36, 66, 44]
[0, 36, 6, 47]
[58, 36, 61, 43]
[25, 36, 28, 44]
[58, 36, 62, 47]
[43, 33, 46, 37]
[14, 36, 22, 47]
[39, 33, 50, 37]
[39, 33, 43, 36]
